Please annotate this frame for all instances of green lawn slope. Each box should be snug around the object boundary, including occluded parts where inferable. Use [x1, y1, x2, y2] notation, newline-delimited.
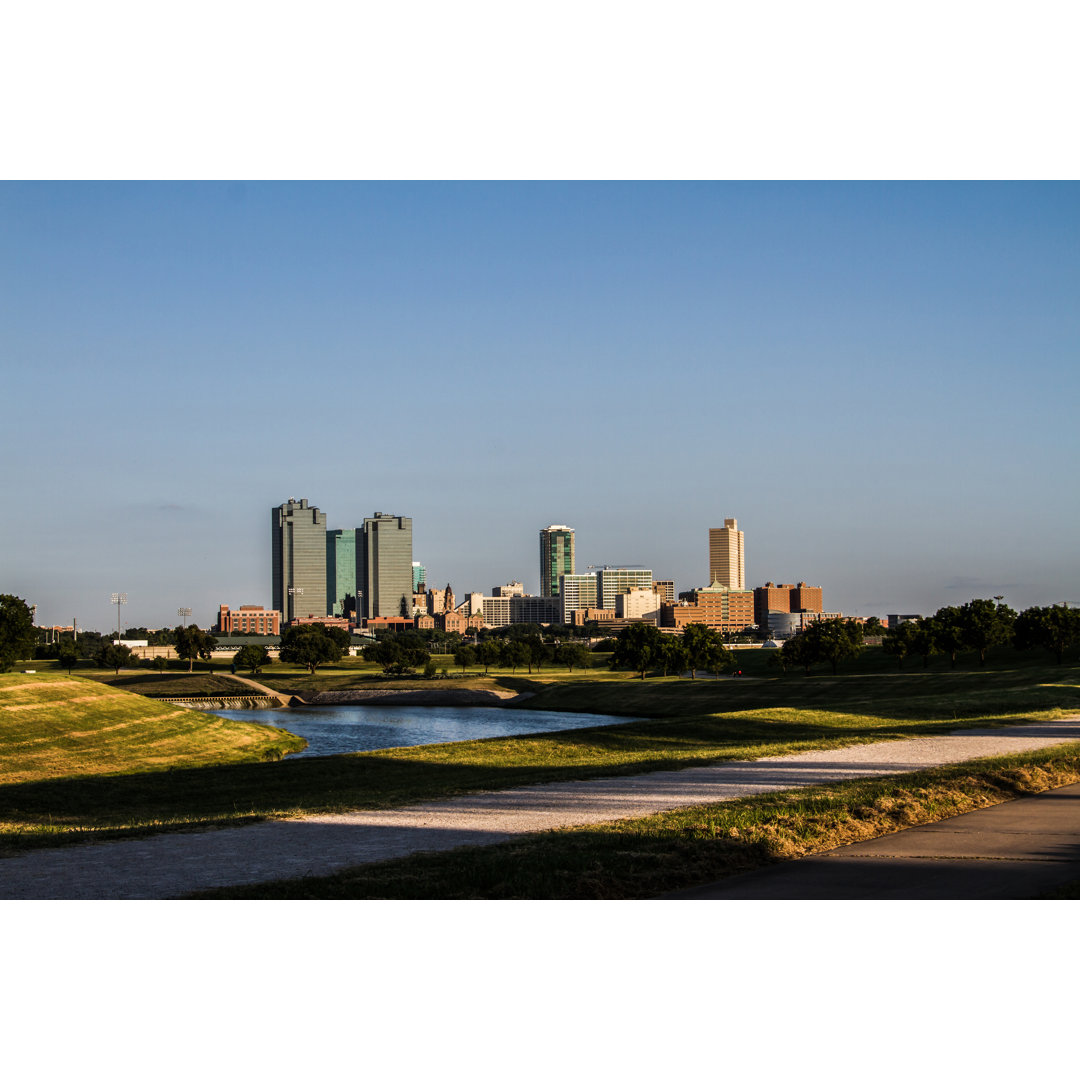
[0, 673, 304, 785]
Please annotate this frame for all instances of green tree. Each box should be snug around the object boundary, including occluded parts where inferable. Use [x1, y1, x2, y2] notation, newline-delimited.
[234, 643, 272, 675]
[882, 620, 921, 668]
[174, 625, 218, 673]
[57, 639, 80, 673]
[476, 640, 501, 674]
[501, 639, 530, 674]
[453, 644, 477, 674]
[529, 639, 555, 674]
[681, 624, 728, 680]
[152, 655, 169, 674]
[780, 632, 816, 673]
[280, 625, 343, 675]
[805, 618, 863, 675]
[1014, 605, 1080, 665]
[97, 642, 133, 674]
[0, 594, 37, 672]
[612, 623, 663, 680]
[927, 607, 965, 668]
[555, 643, 589, 673]
[861, 616, 886, 637]
[957, 598, 1016, 665]
[659, 637, 688, 677]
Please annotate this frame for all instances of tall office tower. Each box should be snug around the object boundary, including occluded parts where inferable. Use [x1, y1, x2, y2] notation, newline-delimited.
[272, 499, 328, 621]
[709, 518, 745, 589]
[412, 562, 426, 591]
[540, 524, 575, 597]
[359, 513, 414, 619]
[326, 529, 357, 617]
[558, 572, 598, 623]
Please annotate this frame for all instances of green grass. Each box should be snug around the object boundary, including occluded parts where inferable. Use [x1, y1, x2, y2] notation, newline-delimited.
[190, 745, 1080, 899]
[1, 661, 1077, 855]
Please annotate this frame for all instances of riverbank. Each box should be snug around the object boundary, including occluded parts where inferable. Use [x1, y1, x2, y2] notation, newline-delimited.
[296, 687, 533, 707]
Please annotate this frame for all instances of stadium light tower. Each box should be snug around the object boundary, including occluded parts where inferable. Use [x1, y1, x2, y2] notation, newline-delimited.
[178, 607, 192, 627]
[110, 593, 127, 639]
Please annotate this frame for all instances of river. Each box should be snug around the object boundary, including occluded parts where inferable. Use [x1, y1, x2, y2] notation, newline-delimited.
[211, 703, 630, 757]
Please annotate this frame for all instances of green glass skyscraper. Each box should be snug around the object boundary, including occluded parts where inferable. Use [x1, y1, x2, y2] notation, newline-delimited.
[540, 524, 575, 597]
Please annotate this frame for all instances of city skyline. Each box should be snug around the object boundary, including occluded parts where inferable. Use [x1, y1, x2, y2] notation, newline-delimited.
[3, 182, 1077, 629]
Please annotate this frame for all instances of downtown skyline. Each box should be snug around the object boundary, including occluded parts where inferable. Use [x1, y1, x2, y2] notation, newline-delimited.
[2, 181, 1077, 630]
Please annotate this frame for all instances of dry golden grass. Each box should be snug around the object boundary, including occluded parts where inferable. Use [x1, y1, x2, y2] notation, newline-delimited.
[0, 673, 303, 784]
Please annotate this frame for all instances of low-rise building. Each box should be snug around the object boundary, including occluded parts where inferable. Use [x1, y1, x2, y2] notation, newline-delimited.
[661, 583, 755, 633]
[217, 605, 282, 635]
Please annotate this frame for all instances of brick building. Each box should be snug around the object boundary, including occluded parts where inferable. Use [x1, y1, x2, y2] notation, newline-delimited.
[217, 605, 281, 635]
[753, 582, 824, 629]
[661, 583, 755, 634]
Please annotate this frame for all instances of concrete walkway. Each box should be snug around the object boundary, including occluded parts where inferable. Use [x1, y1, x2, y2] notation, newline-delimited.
[663, 780, 1080, 900]
[1, 718, 1078, 899]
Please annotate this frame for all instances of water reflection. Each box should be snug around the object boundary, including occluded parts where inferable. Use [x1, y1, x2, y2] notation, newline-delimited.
[212, 703, 630, 758]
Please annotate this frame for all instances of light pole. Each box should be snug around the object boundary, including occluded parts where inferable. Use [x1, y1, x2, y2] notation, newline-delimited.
[110, 593, 127, 640]
[288, 587, 303, 621]
[178, 607, 192, 627]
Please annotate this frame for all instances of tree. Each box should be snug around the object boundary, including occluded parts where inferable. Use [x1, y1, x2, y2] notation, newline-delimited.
[453, 644, 477, 675]
[861, 616, 886, 637]
[476, 640, 501, 674]
[152, 655, 169, 674]
[659, 637, 688, 677]
[365, 634, 430, 675]
[612, 623, 663, 679]
[0, 594, 36, 672]
[97, 642, 133, 674]
[57, 639, 80, 673]
[555, 643, 589, 673]
[957, 598, 1016, 664]
[795, 619, 863, 675]
[882, 620, 921, 668]
[1014, 605, 1080, 665]
[780, 632, 816, 673]
[280, 625, 343, 675]
[234, 643, 272, 675]
[927, 607, 965, 668]
[528, 639, 555, 674]
[501, 639, 530, 674]
[682, 624, 728, 680]
[174, 625, 218, 673]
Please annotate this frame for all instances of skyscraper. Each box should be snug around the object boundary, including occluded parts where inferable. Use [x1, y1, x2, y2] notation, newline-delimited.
[540, 524, 575, 597]
[359, 513, 413, 619]
[272, 498, 328, 621]
[708, 518, 745, 589]
[326, 529, 357, 617]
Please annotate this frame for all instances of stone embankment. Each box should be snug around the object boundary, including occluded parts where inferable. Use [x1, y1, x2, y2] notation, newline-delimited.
[297, 688, 532, 707]
[161, 695, 283, 711]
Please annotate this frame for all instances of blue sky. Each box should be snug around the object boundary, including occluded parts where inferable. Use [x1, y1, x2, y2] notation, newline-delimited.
[2, 181, 1077, 630]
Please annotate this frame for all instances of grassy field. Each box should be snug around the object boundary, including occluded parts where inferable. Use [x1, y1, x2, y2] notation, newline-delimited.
[192, 743, 1080, 899]
[1, 660, 1077, 857]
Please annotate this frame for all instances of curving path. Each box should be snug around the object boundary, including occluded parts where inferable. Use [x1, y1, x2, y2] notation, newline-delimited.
[2, 719, 1078, 899]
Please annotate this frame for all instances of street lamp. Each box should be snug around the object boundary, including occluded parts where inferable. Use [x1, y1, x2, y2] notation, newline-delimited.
[110, 593, 127, 639]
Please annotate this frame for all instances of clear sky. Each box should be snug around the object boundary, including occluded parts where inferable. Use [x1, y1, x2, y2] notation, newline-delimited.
[2, 181, 1077, 631]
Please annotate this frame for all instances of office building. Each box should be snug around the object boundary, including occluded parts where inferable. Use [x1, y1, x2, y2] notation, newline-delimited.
[412, 562, 426, 591]
[359, 513, 414, 620]
[540, 525, 575, 597]
[272, 498, 328, 621]
[709, 518, 745, 589]
[661, 582, 755, 633]
[559, 573, 598, 623]
[616, 587, 661, 621]
[596, 567, 653, 610]
[754, 581, 825, 629]
[326, 529, 358, 617]
[653, 580, 676, 605]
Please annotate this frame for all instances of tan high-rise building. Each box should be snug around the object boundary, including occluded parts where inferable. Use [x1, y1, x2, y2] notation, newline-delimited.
[708, 518, 745, 590]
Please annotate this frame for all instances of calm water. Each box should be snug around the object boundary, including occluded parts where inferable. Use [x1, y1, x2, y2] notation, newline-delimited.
[211, 703, 630, 758]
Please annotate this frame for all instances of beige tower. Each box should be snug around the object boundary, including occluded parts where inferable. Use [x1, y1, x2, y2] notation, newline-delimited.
[708, 518, 745, 589]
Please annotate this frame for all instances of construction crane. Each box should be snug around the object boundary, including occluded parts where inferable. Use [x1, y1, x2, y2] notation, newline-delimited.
[586, 564, 646, 570]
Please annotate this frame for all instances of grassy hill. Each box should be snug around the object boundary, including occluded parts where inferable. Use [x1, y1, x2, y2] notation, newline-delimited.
[0, 673, 304, 786]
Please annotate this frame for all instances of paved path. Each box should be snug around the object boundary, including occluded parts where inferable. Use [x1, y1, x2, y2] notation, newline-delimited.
[2, 719, 1078, 899]
[663, 780, 1080, 900]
